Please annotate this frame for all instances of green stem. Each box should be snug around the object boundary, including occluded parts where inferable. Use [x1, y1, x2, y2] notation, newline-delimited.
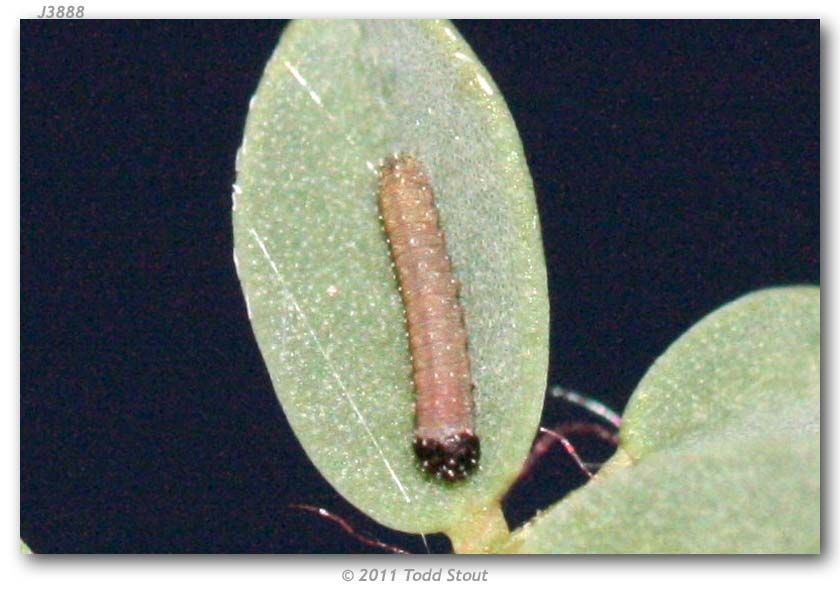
[446, 501, 510, 554]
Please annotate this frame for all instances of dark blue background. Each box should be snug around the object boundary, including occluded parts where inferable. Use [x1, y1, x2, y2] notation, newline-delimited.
[21, 20, 819, 553]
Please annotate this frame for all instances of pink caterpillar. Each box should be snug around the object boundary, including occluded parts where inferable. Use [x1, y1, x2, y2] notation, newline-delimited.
[378, 155, 479, 482]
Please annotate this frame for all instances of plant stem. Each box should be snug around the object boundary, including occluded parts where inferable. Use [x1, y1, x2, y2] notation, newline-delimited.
[447, 501, 510, 554]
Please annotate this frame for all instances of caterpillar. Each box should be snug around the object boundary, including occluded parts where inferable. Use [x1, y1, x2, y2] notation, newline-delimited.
[378, 154, 479, 482]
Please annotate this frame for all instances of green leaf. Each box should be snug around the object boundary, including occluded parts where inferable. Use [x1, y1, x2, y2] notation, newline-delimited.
[510, 286, 820, 553]
[232, 20, 548, 541]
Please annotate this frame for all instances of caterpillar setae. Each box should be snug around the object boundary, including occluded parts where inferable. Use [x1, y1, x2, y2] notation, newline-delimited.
[378, 154, 479, 482]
